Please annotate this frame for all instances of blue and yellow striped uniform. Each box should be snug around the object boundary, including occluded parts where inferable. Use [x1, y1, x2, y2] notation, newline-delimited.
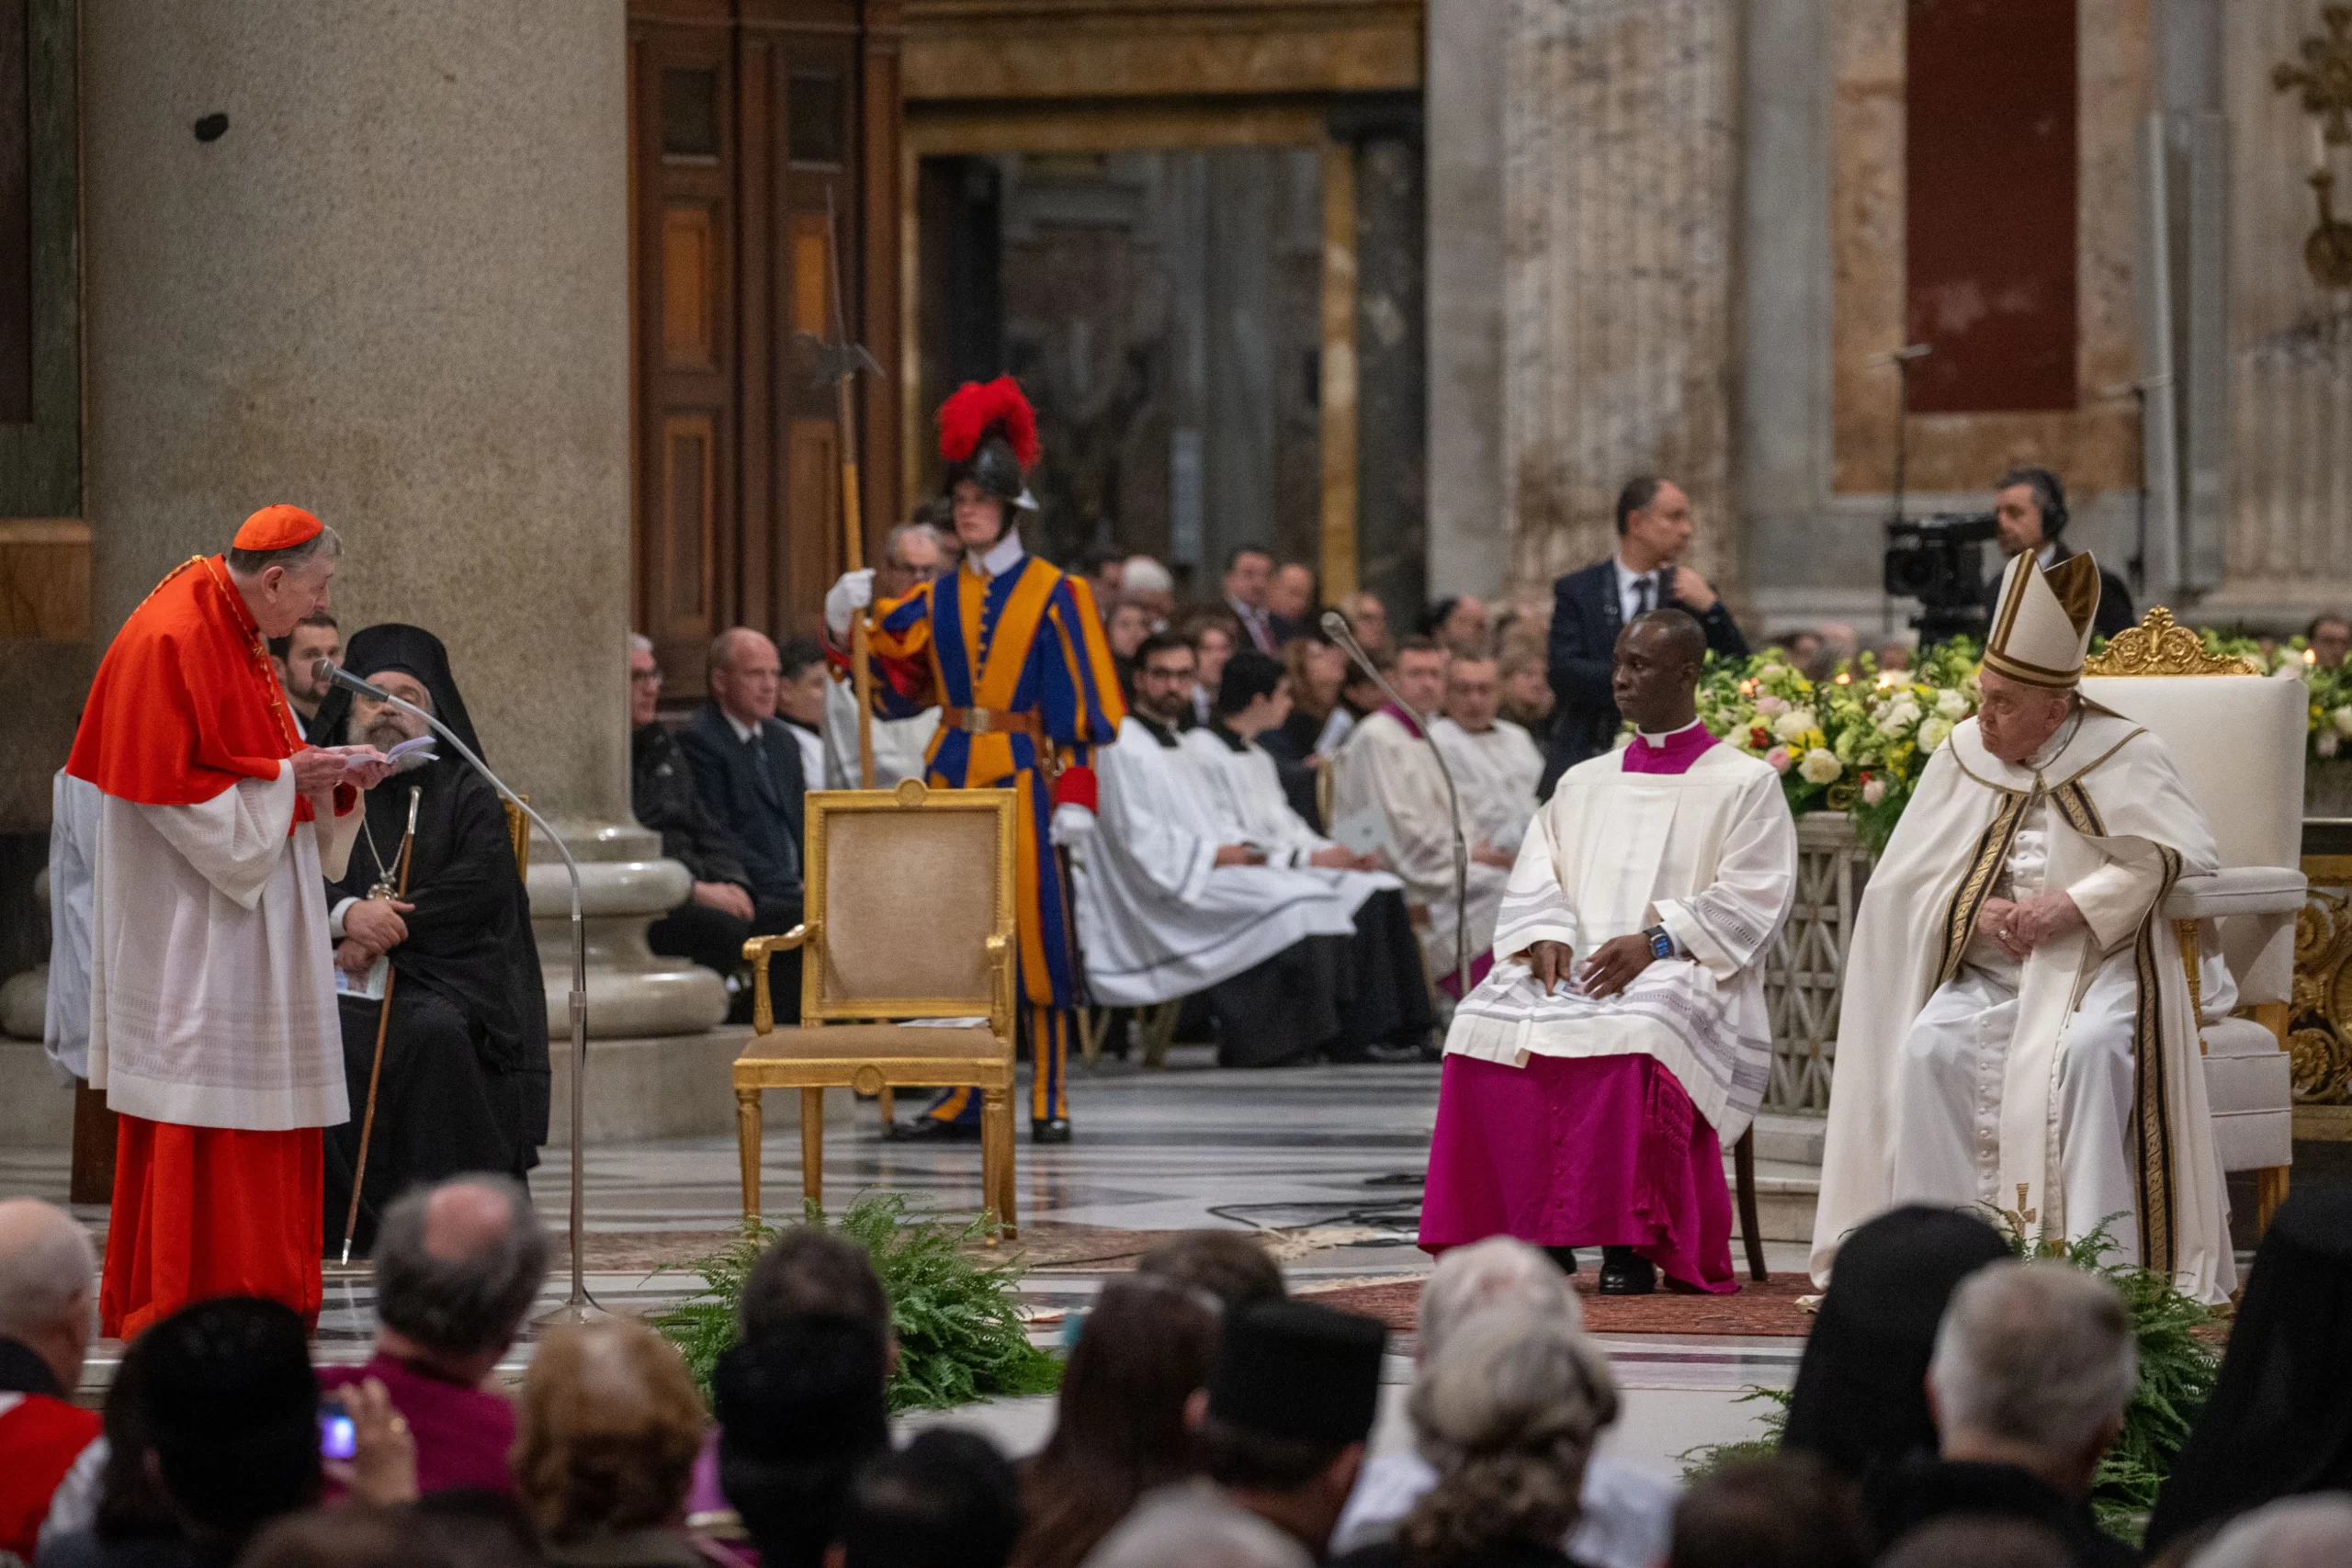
[866, 548, 1125, 1122]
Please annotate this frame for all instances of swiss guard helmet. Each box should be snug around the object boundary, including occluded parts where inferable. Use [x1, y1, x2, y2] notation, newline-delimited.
[937, 376, 1041, 514]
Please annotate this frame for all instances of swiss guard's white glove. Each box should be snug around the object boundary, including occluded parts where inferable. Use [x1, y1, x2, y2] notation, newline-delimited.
[1049, 803, 1097, 848]
[824, 569, 876, 640]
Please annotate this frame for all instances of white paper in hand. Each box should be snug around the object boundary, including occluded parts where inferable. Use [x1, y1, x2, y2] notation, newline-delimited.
[1329, 805, 1396, 863]
[335, 954, 390, 1001]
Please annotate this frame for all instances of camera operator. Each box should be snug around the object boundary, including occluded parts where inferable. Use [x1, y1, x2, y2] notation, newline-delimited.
[1981, 467, 2136, 639]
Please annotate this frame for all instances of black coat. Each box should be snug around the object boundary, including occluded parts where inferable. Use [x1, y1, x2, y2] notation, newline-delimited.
[1981, 543, 2137, 641]
[676, 704, 806, 908]
[631, 722, 753, 891]
[1866, 1459, 2136, 1568]
[1543, 558, 1748, 792]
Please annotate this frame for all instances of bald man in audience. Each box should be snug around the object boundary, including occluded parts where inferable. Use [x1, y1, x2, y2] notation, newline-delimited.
[680, 627, 808, 935]
[0, 1200, 101, 1558]
[316, 1176, 549, 1495]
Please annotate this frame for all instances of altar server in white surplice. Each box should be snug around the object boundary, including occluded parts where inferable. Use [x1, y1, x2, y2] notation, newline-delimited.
[1329, 637, 1514, 997]
[1075, 636, 1428, 1066]
[1813, 549, 2236, 1305]
[1431, 653, 1546, 858]
[1421, 611, 1798, 1294]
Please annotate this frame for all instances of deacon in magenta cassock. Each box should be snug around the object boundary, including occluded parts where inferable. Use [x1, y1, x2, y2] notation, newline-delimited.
[1419, 610, 1799, 1294]
[65, 506, 396, 1337]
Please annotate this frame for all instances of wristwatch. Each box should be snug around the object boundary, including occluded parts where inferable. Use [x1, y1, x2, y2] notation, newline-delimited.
[1641, 924, 1674, 961]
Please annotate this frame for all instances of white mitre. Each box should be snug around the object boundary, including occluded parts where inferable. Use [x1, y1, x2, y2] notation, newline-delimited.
[1981, 548, 2100, 688]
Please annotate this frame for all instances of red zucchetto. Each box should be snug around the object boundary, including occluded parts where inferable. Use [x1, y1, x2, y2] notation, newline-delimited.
[232, 504, 324, 551]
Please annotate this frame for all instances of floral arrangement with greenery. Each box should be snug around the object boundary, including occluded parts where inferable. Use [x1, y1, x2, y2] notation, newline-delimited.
[1686, 638, 1983, 852]
[650, 1192, 1062, 1414]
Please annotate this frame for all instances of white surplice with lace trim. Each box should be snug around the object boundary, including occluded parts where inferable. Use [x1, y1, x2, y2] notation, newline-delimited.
[1442, 742, 1799, 1145]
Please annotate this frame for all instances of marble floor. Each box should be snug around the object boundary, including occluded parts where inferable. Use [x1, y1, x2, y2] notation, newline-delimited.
[6, 1045, 1802, 1475]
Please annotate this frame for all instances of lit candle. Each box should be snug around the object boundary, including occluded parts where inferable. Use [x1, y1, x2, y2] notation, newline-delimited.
[1836, 671, 1852, 685]
[2307, 646, 2319, 665]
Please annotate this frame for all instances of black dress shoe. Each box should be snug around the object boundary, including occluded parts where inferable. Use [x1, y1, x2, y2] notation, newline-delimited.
[1031, 1117, 1072, 1145]
[1596, 1247, 1657, 1295]
[1544, 1246, 1580, 1276]
[890, 1116, 981, 1143]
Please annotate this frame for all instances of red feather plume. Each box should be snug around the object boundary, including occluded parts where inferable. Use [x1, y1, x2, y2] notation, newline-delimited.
[937, 376, 1041, 468]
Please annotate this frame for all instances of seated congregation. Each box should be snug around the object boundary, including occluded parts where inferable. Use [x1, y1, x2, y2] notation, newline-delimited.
[6, 1179, 2346, 1568]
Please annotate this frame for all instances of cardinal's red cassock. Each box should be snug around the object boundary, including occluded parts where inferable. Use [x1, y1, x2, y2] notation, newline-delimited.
[66, 552, 362, 1336]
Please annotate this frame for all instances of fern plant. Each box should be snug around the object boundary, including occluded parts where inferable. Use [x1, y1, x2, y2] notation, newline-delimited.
[650, 1192, 1063, 1414]
[1991, 1205, 2222, 1545]
[1673, 1207, 2221, 1551]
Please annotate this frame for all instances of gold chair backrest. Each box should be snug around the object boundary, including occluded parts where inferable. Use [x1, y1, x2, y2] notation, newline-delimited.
[802, 779, 1017, 1024]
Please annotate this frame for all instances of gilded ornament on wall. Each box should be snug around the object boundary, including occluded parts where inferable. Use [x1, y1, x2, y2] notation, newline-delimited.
[2290, 887, 2352, 1103]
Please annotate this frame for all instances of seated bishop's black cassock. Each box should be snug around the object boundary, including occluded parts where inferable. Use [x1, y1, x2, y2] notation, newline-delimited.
[318, 624, 549, 1255]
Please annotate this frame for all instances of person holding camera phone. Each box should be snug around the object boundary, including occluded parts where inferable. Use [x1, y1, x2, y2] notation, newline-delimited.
[1981, 467, 2137, 640]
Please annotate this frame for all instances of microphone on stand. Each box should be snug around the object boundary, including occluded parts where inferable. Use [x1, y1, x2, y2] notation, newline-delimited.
[1319, 613, 1474, 1001]
[314, 660, 603, 1323]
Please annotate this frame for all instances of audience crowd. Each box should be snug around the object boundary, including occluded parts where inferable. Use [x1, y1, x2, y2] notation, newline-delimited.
[3, 1180, 2346, 1568]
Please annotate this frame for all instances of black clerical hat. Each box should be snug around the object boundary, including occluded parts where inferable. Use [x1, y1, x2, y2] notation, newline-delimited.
[1207, 1299, 1387, 1445]
[333, 621, 485, 761]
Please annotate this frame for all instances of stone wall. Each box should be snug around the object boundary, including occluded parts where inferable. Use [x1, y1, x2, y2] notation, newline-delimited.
[1498, 0, 1741, 594]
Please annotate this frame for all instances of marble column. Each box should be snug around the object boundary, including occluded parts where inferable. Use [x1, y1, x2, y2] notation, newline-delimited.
[1499, 0, 1742, 594]
[79, 0, 722, 1037]
[1424, 0, 1506, 602]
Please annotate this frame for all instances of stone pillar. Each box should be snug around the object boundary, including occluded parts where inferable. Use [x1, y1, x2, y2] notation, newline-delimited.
[1499, 0, 1743, 595]
[79, 0, 722, 1038]
[1424, 0, 1506, 603]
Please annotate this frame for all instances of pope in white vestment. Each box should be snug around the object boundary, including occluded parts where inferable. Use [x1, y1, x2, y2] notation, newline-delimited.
[1813, 551, 2237, 1304]
[1422, 612, 1799, 1292]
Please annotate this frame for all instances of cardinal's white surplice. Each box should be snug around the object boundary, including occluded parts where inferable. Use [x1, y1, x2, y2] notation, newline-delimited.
[1330, 706, 1510, 986]
[1070, 716, 1390, 1006]
[1812, 705, 2236, 1304]
[1431, 716, 1546, 855]
[1442, 740, 1798, 1142]
[88, 767, 360, 1130]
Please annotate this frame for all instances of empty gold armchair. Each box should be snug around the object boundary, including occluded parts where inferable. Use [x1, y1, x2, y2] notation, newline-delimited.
[734, 778, 1021, 1235]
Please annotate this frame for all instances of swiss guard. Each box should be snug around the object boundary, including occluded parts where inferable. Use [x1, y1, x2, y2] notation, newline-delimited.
[824, 377, 1125, 1142]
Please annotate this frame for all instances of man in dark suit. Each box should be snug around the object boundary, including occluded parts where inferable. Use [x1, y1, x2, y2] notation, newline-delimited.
[678, 627, 808, 1011]
[1981, 467, 2136, 641]
[1542, 476, 1748, 794]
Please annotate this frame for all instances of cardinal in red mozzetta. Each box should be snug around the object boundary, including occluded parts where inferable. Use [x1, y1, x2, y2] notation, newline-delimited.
[66, 504, 398, 1336]
[820, 377, 1125, 1142]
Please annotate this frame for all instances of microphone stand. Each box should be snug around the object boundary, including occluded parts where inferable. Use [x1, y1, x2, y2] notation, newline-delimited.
[1319, 612, 1472, 999]
[318, 662, 603, 1324]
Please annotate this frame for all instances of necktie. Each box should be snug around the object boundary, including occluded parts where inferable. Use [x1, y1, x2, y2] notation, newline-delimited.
[1634, 574, 1654, 616]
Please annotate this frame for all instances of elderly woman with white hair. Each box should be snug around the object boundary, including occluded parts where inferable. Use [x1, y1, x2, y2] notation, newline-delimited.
[1329, 1238, 1676, 1568]
[1330, 1303, 1615, 1568]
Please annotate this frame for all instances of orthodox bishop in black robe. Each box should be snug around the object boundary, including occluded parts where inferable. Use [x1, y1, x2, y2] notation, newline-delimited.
[319, 624, 548, 1254]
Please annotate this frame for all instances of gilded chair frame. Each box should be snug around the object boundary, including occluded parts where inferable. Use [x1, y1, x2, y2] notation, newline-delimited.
[2082, 607, 2292, 1228]
[735, 778, 1021, 1235]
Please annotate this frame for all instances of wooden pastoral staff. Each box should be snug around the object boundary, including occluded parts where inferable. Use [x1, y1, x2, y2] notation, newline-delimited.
[735, 780, 1022, 1235]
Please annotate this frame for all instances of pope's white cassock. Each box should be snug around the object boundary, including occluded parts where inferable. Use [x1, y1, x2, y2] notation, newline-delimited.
[1432, 715, 1545, 857]
[1813, 551, 2236, 1303]
[1330, 705, 1510, 992]
[1071, 714, 1389, 1006]
[1420, 722, 1798, 1290]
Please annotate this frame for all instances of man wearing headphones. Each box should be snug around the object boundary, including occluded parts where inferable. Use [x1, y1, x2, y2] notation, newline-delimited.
[1980, 467, 2137, 639]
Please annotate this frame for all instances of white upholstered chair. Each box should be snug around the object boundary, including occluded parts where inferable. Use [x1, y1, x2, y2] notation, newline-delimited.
[2082, 609, 2303, 1232]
